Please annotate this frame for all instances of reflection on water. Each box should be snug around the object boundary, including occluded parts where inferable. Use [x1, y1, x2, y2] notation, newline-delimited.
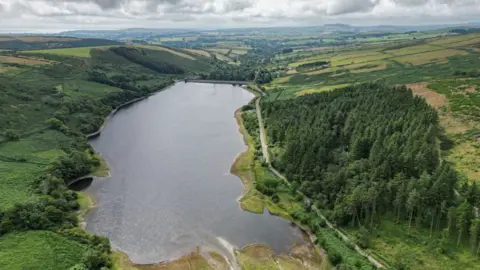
[85, 83, 305, 264]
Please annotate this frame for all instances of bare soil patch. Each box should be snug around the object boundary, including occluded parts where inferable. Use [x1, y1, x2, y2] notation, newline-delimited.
[439, 114, 472, 134]
[114, 249, 228, 270]
[0, 55, 51, 65]
[291, 243, 324, 267]
[465, 86, 477, 93]
[407, 82, 447, 109]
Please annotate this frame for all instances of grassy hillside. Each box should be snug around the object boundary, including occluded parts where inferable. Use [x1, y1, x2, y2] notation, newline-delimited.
[0, 231, 86, 270]
[265, 33, 480, 100]
[0, 39, 216, 269]
[0, 36, 121, 51]
[244, 32, 480, 270]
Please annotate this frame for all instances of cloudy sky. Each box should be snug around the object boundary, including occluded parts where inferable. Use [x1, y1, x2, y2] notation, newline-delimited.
[0, 0, 479, 32]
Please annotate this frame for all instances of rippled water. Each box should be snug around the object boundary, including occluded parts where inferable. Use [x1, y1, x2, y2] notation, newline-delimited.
[85, 83, 304, 264]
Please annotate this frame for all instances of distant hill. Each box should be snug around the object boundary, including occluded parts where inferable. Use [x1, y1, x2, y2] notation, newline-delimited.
[59, 29, 197, 41]
[0, 36, 122, 51]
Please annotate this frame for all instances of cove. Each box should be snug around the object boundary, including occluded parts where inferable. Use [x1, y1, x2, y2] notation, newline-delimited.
[85, 83, 305, 264]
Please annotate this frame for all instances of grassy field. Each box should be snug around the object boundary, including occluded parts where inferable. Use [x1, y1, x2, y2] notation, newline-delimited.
[0, 55, 52, 65]
[184, 48, 212, 57]
[267, 33, 480, 100]
[296, 83, 352, 96]
[56, 80, 121, 100]
[393, 49, 468, 65]
[25, 45, 115, 57]
[345, 218, 480, 270]
[132, 44, 196, 60]
[0, 231, 86, 270]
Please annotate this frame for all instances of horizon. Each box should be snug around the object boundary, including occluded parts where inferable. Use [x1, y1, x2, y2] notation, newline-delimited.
[1, 0, 480, 33]
[0, 21, 479, 35]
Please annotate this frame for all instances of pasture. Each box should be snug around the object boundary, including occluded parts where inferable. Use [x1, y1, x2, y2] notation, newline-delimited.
[24, 45, 114, 58]
[132, 44, 196, 60]
[393, 49, 467, 65]
[0, 55, 52, 65]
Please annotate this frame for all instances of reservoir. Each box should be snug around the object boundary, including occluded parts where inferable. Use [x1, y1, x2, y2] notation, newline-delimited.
[85, 83, 305, 264]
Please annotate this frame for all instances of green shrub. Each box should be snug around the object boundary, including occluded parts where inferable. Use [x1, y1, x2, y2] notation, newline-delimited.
[328, 250, 343, 266]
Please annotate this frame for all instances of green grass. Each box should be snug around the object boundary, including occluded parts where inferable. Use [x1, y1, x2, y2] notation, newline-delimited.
[0, 231, 86, 270]
[393, 49, 468, 65]
[0, 161, 43, 210]
[384, 44, 442, 56]
[0, 130, 72, 209]
[425, 79, 480, 183]
[345, 218, 480, 270]
[267, 43, 480, 100]
[25, 46, 116, 58]
[0, 130, 70, 164]
[56, 80, 121, 100]
[133, 44, 196, 60]
[296, 83, 352, 96]
[0, 132, 68, 209]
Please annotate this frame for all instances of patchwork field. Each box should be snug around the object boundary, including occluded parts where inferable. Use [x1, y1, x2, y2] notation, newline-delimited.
[184, 48, 211, 57]
[269, 33, 480, 100]
[384, 44, 442, 56]
[133, 44, 196, 60]
[393, 49, 468, 65]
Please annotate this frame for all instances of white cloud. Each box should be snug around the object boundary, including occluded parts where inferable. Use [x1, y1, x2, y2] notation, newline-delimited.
[0, 0, 479, 32]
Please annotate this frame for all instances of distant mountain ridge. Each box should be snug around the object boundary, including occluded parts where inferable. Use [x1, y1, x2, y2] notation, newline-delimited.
[53, 22, 480, 41]
[0, 36, 122, 51]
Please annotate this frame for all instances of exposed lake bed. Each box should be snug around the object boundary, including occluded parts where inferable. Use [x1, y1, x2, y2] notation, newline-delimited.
[82, 83, 321, 268]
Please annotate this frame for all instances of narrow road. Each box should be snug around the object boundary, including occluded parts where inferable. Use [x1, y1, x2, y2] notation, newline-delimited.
[255, 98, 270, 164]
[255, 97, 386, 269]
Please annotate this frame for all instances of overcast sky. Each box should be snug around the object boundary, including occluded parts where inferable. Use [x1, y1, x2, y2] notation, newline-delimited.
[0, 0, 479, 32]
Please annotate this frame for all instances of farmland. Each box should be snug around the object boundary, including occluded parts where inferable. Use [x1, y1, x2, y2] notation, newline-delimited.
[266, 33, 480, 100]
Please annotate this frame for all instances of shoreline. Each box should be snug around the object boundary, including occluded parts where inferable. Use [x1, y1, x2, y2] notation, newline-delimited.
[86, 84, 325, 269]
[230, 102, 331, 268]
[86, 81, 176, 139]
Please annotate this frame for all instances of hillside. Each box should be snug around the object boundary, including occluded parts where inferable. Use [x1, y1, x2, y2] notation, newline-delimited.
[235, 31, 480, 270]
[0, 36, 122, 51]
[0, 39, 216, 269]
[251, 83, 479, 269]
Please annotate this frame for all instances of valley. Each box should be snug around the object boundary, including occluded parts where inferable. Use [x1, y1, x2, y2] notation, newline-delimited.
[0, 24, 479, 270]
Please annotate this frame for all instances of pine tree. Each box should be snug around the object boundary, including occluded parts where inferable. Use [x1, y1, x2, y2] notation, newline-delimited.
[407, 189, 419, 230]
[470, 219, 480, 254]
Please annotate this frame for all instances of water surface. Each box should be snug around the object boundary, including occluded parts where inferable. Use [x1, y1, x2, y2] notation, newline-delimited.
[86, 83, 304, 264]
